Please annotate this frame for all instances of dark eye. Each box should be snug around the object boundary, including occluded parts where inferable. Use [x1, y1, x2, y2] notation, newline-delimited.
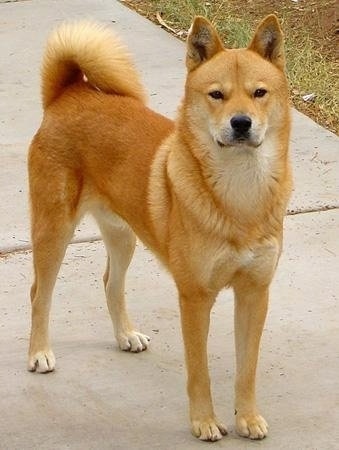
[254, 88, 267, 98]
[209, 90, 224, 100]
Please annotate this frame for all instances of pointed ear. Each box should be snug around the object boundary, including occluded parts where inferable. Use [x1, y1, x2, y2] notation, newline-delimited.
[248, 15, 285, 70]
[186, 16, 224, 71]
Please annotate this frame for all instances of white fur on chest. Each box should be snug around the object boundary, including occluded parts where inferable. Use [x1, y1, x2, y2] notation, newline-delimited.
[207, 137, 277, 213]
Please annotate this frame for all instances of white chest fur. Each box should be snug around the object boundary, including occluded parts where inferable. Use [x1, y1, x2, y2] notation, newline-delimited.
[207, 137, 278, 215]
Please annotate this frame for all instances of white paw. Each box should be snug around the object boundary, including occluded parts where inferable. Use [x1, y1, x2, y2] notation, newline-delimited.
[28, 350, 56, 373]
[236, 412, 268, 440]
[192, 418, 227, 441]
[117, 330, 150, 352]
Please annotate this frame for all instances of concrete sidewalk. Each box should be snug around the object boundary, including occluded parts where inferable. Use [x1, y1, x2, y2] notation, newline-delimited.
[0, 1, 338, 449]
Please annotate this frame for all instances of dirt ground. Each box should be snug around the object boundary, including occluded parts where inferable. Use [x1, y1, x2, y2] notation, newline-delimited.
[123, 0, 338, 134]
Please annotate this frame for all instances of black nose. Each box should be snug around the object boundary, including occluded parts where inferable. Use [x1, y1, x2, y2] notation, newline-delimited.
[230, 115, 252, 135]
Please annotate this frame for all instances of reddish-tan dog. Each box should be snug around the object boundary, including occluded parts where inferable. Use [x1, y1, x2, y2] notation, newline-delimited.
[28, 15, 292, 441]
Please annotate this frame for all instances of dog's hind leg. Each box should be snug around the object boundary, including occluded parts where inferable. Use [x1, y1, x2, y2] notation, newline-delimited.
[28, 156, 80, 372]
[28, 205, 76, 373]
[94, 209, 150, 352]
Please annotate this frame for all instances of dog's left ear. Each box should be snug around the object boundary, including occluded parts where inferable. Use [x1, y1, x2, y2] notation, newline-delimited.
[248, 15, 285, 70]
[186, 16, 224, 71]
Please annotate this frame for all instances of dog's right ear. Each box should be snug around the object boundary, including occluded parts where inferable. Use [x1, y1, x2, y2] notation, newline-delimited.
[186, 16, 224, 71]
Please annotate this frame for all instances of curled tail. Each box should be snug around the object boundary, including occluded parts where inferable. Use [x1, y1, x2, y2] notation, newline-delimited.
[41, 21, 147, 109]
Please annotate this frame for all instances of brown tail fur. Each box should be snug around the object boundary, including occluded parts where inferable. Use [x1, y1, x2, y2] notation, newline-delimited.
[41, 21, 147, 109]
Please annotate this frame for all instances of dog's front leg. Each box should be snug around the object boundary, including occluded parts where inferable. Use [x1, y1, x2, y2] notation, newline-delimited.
[233, 279, 269, 439]
[179, 291, 227, 441]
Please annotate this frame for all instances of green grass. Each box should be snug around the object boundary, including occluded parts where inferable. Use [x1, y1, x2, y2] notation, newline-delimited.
[285, 34, 338, 129]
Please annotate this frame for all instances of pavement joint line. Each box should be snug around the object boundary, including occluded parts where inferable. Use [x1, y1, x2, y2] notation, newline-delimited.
[287, 204, 339, 215]
[0, 236, 102, 257]
[1, 205, 337, 258]
[0, 1, 31, 3]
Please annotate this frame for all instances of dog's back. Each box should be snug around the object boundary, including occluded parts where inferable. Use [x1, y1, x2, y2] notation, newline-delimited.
[30, 21, 174, 247]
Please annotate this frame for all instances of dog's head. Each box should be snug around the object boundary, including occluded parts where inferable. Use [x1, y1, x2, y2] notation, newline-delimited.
[184, 15, 289, 150]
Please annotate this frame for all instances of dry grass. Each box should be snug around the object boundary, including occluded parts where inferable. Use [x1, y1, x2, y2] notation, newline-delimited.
[122, 0, 338, 134]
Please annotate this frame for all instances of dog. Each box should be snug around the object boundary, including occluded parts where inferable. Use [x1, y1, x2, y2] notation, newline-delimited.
[28, 15, 292, 441]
